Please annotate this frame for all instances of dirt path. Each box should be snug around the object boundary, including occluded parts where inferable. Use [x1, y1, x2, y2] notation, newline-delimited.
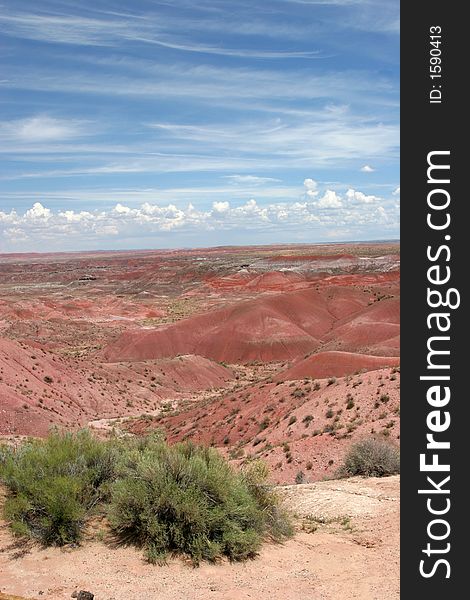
[0, 476, 399, 600]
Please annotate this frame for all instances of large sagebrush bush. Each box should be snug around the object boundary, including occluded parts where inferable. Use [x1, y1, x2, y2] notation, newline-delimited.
[0, 431, 292, 564]
[108, 440, 292, 565]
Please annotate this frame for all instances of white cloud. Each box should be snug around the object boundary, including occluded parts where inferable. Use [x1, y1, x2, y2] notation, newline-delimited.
[0, 116, 85, 143]
[316, 190, 342, 208]
[212, 201, 231, 217]
[94, 224, 119, 235]
[59, 210, 93, 223]
[0, 10, 321, 58]
[303, 178, 319, 197]
[24, 202, 52, 220]
[0, 182, 401, 251]
[224, 175, 281, 185]
[114, 203, 132, 214]
[0, 209, 18, 224]
[393, 186, 400, 196]
[360, 165, 375, 172]
[345, 188, 378, 204]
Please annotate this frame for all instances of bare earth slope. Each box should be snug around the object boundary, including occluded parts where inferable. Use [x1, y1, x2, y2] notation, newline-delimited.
[0, 337, 233, 436]
[101, 285, 399, 364]
[278, 351, 399, 380]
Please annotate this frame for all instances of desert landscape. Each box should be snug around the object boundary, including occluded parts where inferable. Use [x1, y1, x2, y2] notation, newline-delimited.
[0, 242, 400, 599]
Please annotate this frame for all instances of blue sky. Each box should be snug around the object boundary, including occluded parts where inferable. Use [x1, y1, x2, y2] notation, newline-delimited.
[0, 0, 399, 252]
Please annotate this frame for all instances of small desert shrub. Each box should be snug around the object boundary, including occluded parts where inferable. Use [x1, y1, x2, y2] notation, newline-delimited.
[258, 417, 270, 431]
[0, 430, 118, 545]
[295, 471, 305, 484]
[287, 415, 297, 426]
[108, 442, 292, 565]
[327, 377, 336, 386]
[345, 394, 355, 409]
[337, 437, 400, 478]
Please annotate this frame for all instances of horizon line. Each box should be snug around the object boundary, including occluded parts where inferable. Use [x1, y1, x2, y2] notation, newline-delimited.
[0, 238, 400, 258]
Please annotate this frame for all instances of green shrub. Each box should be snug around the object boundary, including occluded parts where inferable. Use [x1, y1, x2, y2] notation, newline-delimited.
[108, 441, 292, 565]
[302, 415, 314, 427]
[337, 437, 400, 478]
[0, 430, 118, 545]
[258, 417, 270, 431]
[345, 394, 355, 409]
[0, 432, 292, 565]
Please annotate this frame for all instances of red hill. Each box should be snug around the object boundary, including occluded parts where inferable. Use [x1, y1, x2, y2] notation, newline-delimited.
[277, 351, 400, 381]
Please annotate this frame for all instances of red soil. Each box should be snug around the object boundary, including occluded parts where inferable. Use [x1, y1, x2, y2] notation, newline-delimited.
[266, 253, 357, 262]
[102, 285, 398, 364]
[277, 351, 400, 380]
[101, 288, 336, 363]
[0, 337, 233, 436]
[321, 296, 400, 356]
[206, 270, 313, 292]
[0, 297, 164, 322]
[126, 367, 400, 484]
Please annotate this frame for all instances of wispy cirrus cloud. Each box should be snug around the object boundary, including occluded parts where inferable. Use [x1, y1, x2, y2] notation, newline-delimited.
[223, 175, 282, 185]
[0, 116, 89, 143]
[0, 0, 399, 251]
[0, 8, 322, 58]
[1, 109, 397, 182]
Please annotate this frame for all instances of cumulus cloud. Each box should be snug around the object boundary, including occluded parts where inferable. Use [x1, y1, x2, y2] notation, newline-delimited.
[25, 202, 52, 220]
[114, 203, 132, 215]
[212, 201, 231, 216]
[393, 186, 400, 196]
[0, 184, 399, 251]
[316, 190, 342, 208]
[360, 165, 375, 172]
[303, 178, 319, 198]
[345, 188, 378, 204]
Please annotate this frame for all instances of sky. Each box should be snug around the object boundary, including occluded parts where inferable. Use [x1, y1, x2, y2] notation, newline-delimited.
[0, 0, 399, 252]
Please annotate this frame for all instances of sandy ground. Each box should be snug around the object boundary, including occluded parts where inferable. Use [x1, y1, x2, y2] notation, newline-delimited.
[0, 476, 399, 600]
